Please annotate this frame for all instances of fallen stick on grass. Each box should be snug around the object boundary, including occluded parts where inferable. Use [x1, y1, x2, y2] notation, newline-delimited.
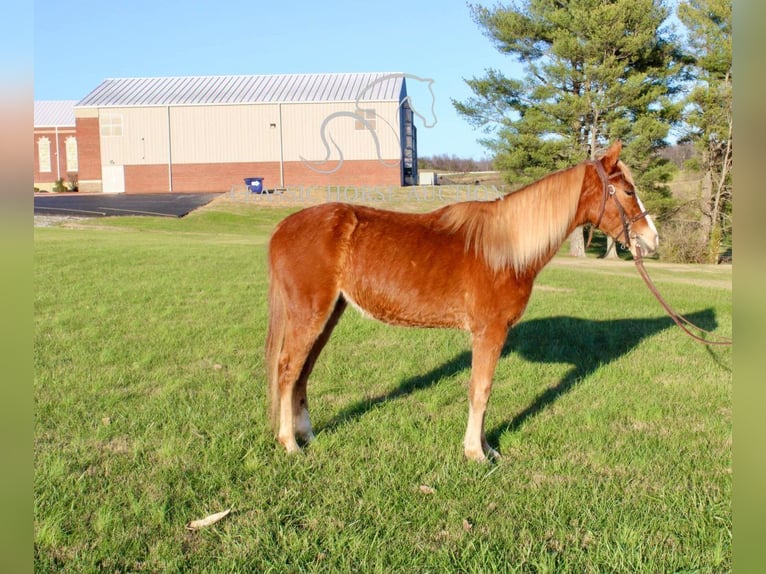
[185, 509, 232, 531]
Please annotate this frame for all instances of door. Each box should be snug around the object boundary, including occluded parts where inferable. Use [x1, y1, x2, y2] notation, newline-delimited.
[102, 165, 125, 193]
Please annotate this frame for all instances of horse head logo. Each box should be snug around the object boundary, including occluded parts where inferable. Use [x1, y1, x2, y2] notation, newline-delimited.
[300, 73, 438, 174]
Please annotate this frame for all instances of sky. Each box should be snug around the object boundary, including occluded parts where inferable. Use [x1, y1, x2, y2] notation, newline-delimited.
[32, 0, 524, 159]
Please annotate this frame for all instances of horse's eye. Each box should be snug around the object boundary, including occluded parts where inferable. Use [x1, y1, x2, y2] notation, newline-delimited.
[624, 188, 635, 197]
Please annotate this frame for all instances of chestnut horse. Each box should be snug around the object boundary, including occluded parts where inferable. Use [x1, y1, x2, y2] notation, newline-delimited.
[266, 141, 659, 461]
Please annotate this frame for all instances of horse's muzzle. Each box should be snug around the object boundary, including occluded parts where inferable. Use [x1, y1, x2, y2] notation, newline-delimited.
[630, 230, 659, 257]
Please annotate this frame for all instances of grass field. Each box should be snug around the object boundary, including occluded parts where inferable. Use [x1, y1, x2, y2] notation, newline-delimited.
[34, 198, 732, 572]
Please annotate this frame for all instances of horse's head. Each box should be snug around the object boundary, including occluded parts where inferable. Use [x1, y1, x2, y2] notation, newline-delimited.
[400, 73, 437, 128]
[588, 141, 659, 257]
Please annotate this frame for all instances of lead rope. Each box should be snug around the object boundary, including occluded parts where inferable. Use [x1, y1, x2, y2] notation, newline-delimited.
[588, 159, 731, 346]
[633, 245, 732, 346]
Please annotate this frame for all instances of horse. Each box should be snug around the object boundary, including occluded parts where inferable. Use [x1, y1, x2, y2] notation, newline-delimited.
[266, 141, 659, 461]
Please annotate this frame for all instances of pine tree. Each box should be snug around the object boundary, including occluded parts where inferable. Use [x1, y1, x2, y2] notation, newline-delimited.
[455, 0, 687, 255]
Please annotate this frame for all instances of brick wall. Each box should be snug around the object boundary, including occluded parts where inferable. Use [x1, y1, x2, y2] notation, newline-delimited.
[75, 117, 102, 192]
[125, 164, 171, 193]
[283, 160, 400, 188]
[33, 127, 77, 190]
[170, 162, 283, 193]
[119, 159, 401, 193]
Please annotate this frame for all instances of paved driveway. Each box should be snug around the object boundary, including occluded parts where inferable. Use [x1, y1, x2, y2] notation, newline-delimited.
[34, 193, 222, 218]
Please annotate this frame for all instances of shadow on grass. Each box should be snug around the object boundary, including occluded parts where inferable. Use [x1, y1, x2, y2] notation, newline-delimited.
[319, 309, 721, 439]
[486, 309, 719, 445]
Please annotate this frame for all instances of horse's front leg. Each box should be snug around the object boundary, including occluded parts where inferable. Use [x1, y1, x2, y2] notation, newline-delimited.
[464, 326, 507, 462]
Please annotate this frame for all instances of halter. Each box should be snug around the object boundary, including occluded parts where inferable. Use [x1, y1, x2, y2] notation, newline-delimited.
[589, 159, 650, 250]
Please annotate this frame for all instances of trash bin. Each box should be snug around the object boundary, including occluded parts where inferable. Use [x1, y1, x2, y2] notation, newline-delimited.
[244, 177, 264, 193]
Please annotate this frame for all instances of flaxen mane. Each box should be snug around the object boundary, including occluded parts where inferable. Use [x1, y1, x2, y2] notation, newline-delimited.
[438, 163, 586, 274]
[616, 160, 636, 187]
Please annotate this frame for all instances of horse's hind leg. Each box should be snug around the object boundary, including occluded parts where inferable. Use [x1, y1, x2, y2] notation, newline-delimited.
[277, 296, 345, 453]
[292, 297, 347, 444]
[277, 324, 321, 453]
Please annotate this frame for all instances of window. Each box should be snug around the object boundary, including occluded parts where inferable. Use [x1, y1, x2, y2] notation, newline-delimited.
[65, 136, 78, 172]
[100, 114, 123, 136]
[355, 108, 376, 131]
[38, 137, 51, 172]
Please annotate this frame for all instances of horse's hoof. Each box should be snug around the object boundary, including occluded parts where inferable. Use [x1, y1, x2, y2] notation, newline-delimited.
[296, 431, 316, 445]
[464, 449, 489, 463]
[278, 437, 302, 454]
[464, 445, 502, 463]
[486, 447, 502, 461]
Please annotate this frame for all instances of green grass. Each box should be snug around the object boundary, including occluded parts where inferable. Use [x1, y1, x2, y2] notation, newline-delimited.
[35, 204, 731, 572]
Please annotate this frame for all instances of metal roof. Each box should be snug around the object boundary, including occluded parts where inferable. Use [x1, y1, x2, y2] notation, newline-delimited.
[76, 73, 405, 108]
[34, 100, 78, 127]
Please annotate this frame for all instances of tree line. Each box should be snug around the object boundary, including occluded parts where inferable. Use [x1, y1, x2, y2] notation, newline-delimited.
[418, 155, 494, 173]
[454, 0, 731, 263]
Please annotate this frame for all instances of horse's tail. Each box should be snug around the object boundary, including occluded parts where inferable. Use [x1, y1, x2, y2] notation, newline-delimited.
[265, 267, 285, 434]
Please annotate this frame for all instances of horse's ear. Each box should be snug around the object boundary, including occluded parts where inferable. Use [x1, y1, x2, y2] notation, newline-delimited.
[599, 141, 622, 172]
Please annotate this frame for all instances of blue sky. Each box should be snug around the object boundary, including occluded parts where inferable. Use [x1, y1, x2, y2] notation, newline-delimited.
[33, 1, 523, 159]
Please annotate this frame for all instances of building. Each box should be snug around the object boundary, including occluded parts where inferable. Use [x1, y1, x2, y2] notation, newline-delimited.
[34, 100, 79, 191]
[73, 72, 418, 193]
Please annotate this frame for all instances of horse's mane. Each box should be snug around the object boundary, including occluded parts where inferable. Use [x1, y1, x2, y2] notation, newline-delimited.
[438, 163, 586, 274]
[616, 160, 636, 187]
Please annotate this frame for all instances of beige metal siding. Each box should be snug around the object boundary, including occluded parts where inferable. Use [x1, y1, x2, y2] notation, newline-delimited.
[73, 107, 98, 119]
[92, 99, 403, 168]
[99, 107, 169, 166]
[170, 104, 281, 163]
[281, 101, 401, 162]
